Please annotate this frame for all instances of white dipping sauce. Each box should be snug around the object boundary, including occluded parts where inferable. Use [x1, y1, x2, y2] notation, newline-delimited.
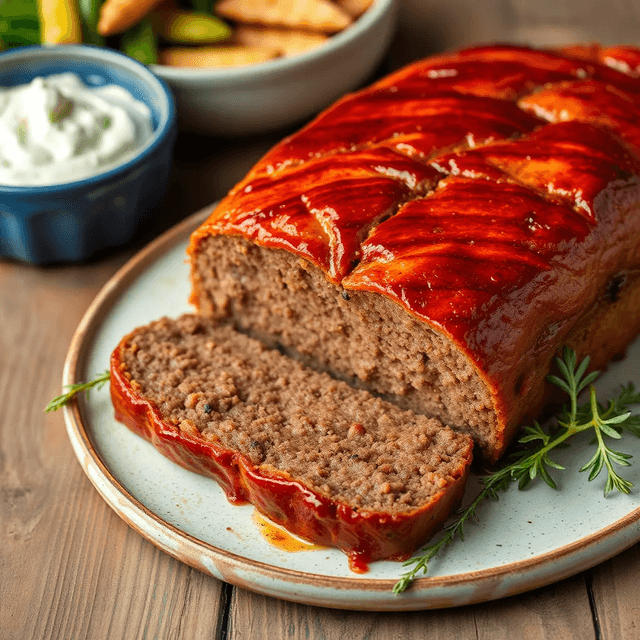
[0, 73, 153, 186]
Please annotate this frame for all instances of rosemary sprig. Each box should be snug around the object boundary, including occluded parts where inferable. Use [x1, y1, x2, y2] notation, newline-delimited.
[44, 371, 111, 413]
[393, 347, 640, 594]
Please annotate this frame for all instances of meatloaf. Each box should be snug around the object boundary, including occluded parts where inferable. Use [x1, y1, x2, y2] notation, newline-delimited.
[188, 43, 640, 463]
[110, 315, 473, 570]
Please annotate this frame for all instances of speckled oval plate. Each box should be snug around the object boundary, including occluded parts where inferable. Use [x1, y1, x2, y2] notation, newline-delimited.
[63, 208, 640, 611]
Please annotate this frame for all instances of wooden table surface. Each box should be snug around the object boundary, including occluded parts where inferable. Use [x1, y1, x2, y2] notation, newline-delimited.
[3, 4, 640, 638]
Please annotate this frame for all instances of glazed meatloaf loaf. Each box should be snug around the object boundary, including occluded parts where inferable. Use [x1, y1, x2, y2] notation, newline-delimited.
[189, 43, 640, 463]
[111, 315, 473, 569]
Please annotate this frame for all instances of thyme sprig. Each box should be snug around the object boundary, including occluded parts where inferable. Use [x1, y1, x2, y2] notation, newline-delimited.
[393, 347, 640, 594]
[44, 371, 111, 413]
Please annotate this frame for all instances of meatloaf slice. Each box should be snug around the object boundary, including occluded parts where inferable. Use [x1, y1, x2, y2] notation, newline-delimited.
[110, 315, 473, 570]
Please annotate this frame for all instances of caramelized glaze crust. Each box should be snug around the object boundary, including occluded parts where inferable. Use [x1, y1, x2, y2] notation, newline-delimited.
[190, 44, 640, 460]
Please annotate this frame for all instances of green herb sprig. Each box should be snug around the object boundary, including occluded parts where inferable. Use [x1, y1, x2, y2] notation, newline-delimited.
[44, 370, 111, 413]
[393, 347, 640, 594]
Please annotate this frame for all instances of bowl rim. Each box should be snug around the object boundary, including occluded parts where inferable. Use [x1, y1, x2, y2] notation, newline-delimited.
[0, 44, 176, 194]
[151, 0, 396, 82]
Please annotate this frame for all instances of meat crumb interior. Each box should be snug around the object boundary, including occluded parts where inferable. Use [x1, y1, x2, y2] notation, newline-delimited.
[193, 235, 498, 453]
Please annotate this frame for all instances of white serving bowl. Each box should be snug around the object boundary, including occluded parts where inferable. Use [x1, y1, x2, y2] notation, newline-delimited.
[152, 0, 397, 136]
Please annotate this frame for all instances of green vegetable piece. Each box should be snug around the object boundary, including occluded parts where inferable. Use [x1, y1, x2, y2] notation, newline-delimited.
[0, 0, 40, 49]
[44, 371, 111, 412]
[78, 0, 104, 45]
[17, 119, 26, 144]
[0, 0, 39, 21]
[6, 15, 39, 29]
[153, 9, 231, 44]
[0, 29, 40, 48]
[393, 347, 640, 594]
[121, 18, 158, 65]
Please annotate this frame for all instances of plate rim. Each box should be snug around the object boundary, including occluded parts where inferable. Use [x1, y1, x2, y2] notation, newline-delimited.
[62, 209, 640, 610]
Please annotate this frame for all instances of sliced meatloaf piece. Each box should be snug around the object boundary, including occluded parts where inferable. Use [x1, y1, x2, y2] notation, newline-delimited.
[110, 315, 473, 570]
[188, 44, 640, 462]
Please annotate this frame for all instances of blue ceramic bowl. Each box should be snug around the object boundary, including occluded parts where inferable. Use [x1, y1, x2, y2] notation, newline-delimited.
[0, 45, 177, 264]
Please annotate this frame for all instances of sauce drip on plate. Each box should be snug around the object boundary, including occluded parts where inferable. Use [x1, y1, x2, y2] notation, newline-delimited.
[251, 509, 325, 553]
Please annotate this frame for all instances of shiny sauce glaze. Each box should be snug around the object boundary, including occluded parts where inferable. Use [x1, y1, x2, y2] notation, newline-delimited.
[251, 510, 326, 553]
[190, 44, 640, 459]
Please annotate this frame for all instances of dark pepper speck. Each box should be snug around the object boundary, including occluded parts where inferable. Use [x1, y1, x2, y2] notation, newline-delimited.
[341, 291, 350, 301]
[606, 274, 626, 303]
[204, 404, 213, 414]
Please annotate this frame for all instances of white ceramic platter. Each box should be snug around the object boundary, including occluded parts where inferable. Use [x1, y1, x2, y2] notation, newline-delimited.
[63, 209, 640, 611]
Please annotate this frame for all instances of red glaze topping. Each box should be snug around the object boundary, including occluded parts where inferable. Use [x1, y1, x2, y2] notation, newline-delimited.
[600, 46, 640, 76]
[190, 44, 640, 459]
[372, 46, 591, 97]
[110, 343, 471, 568]
[344, 177, 590, 335]
[250, 90, 543, 175]
[210, 147, 439, 281]
[433, 122, 640, 220]
[519, 81, 640, 148]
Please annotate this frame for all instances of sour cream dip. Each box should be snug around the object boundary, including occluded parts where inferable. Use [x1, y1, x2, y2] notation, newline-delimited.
[0, 73, 153, 186]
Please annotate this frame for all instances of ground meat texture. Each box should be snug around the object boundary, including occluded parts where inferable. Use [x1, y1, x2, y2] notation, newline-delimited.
[111, 315, 473, 567]
[191, 235, 497, 454]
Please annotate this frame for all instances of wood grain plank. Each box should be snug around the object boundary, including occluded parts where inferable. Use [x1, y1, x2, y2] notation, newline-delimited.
[0, 258, 127, 640]
[227, 573, 595, 640]
[473, 576, 596, 640]
[590, 543, 640, 640]
[0, 257, 227, 640]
